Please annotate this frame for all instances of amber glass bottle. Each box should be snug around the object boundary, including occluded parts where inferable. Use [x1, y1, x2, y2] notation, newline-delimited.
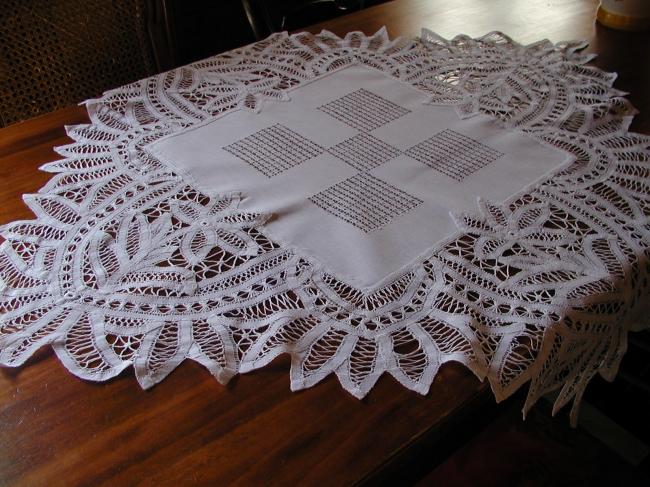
[597, 0, 650, 31]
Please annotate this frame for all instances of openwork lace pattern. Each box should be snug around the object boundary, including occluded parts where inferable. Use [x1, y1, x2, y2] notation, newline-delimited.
[2, 28, 649, 425]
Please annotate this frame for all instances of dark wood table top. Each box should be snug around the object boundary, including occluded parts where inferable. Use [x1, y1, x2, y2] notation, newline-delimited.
[1, 1, 648, 485]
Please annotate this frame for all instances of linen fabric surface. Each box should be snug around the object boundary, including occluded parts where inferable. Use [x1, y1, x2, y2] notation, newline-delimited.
[1, 28, 649, 425]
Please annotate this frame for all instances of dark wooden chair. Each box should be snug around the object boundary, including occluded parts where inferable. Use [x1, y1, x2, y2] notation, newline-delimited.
[241, 0, 366, 40]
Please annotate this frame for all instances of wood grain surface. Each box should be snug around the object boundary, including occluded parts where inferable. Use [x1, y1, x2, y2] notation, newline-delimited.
[1, 1, 648, 485]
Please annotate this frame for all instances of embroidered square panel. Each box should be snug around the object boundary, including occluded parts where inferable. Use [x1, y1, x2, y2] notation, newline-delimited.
[223, 124, 325, 177]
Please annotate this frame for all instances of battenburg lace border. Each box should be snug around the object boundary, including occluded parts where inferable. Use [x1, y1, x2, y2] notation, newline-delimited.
[1, 28, 649, 426]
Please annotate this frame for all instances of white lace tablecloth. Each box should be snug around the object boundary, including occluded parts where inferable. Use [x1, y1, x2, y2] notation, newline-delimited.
[2, 28, 649, 424]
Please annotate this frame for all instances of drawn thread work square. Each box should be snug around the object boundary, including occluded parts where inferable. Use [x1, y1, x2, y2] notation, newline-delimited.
[317, 88, 411, 132]
[223, 124, 324, 177]
[328, 133, 402, 171]
[406, 129, 504, 181]
[309, 173, 423, 233]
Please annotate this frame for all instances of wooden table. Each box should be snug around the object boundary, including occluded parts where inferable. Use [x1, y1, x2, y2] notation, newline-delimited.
[1, 1, 648, 485]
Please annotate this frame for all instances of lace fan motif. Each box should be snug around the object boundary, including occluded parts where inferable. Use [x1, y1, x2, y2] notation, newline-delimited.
[1, 27, 649, 425]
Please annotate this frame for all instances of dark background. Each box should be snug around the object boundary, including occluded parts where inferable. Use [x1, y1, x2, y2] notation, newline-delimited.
[0, 0, 389, 127]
